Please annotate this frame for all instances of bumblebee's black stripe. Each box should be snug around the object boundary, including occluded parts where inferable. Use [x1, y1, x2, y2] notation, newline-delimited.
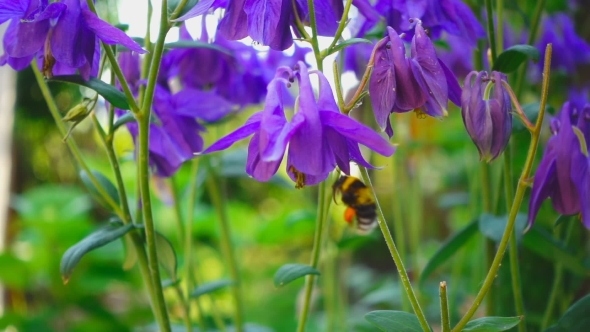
[333, 175, 378, 232]
[355, 204, 377, 222]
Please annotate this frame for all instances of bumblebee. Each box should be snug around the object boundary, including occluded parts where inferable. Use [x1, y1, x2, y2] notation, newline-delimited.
[332, 175, 378, 233]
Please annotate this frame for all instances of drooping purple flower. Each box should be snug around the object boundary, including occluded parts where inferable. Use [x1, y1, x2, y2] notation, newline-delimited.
[0, 0, 65, 70]
[461, 71, 512, 162]
[204, 62, 395, 188]
[0, 0, 145, 78]
[528, 102, 590, 229]
[369, 23, 460, 135]
[361, 0, 484, 45]
[175, 0, 343, 50]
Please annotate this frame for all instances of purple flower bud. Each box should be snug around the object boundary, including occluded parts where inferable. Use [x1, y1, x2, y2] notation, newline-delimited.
[461, 71, 512, 162]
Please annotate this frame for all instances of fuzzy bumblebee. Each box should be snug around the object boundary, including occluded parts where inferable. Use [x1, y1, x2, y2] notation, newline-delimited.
[332, 175, 378, 233]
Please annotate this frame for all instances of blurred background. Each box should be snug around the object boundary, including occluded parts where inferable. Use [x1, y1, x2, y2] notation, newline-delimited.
[2, 1, 590, 332]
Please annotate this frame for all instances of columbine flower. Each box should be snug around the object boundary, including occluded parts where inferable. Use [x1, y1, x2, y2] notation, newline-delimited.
[537, 13, 590, 75]
[361, 0, 484, 45]
[369, 23, 461, 135]
[0, 0, 145, 78]
[461, 71, 512, 162]
[174, 0, 343, 50]
[204, 62, 395, 188]
[528, 102, 590, 228]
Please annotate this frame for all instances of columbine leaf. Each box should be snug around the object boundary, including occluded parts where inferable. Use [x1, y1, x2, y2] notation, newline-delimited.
[80, 170, 120, 210]
[155, 232, 177, 281]
[545, 294, 590, 331]
[419, 219, 478, 287]
[60, 221, 135, 283]
[190, 279, 234, 298]
[478, 213, 527, 243]
[49, 75, 130, 110]
[113, 112, 136, 131]
[327, 38, 373, 56]
[492, 44, 540, 73]
[365, 310, 424, 332]
[273, 263, 320, 288]
[463, 316, 522, 332]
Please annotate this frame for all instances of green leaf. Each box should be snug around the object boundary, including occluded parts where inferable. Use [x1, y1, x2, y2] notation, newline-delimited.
[544, 294, 590, 332]
[60, 221, 135, 283]
[328, 38, 373, 56]
[113, 112, 136, 131]
[79, 170, 120, 210]
[463, 316, 522, 331]
[273, 263, 320, 288]
[523, 225, 590, 276]
[478, 213, 527, 243]
[164, 40, 233, 56]
[190, 279, 234, 298]
[155, 232, 177, 281]
[365, 310, 424, 332]
[419, 219, 478, 287]
[49, 75, 130, 110]
[122, 233, 137, 270]
[168, 0, 199, 18]
[554, 215, 577, 228]
[492, 44, 540, 73]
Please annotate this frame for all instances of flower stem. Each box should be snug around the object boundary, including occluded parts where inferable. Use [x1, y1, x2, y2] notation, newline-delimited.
[297, 181, 328, 332]
[440, 281, 451, 332]
[452, 43, 552, 332]
[496, 0, 504, 54]
[485, 0, 498, 63]
[540, 219, 576, 330]
[205, 163, 244, 332]
[504, 148, 527, 332]
[392, 150, 410, 312]
[324, 0, 354, 55]
[306, 0, 323, 71]
[359, 167, 430, 332]
[480, 163, 496, 315]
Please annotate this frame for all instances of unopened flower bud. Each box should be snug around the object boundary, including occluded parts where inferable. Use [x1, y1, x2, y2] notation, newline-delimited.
[63, 103, 90, 141]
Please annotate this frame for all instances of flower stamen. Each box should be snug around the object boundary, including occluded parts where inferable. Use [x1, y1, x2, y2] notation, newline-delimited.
[289, 165, 306, 189]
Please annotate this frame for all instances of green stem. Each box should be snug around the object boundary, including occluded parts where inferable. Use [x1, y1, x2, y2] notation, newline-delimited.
[452, 44, 552, 332]
[205, 164, 244, 332]
[514, 0, 546, 97]
[31, 62, 124, 217]
[496, 0, 504, 54]
[306, 0, 322, 71]
[541, 220, 576, 330]
[485, 0, 498, 64]
[359, 167, 430, 332]
[324, 0, 354, 55]
[138, 115, 172, 332]
[297, 181, 328, 332]
[480, 163, 495, 315]
[392, 151, 410, 312]
[504, 148, 526, 332]
[440, 281, 451, 332]
[174, 283, 193, 332]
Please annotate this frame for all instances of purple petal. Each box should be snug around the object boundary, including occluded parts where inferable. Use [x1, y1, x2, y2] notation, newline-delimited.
[324, 126, 350, 174]
[82, 9, 146, 53]
[286, 154, 331, 186]
[439, 58, 461, 106]
[369, 36, 397, 130]
[348, 140, 378, 169]
[320, 110, 395, 157]
[316, 71, 340, 112]
[244, 0, 292, 50]
[4, 14, 51, 58]
[173, 88, 236, 122]
[411, 24, 449, 117]
[219, 0, 249, 41]
[571, 150, 590, 228]
[173, 0, 220, 21]
[527, 148, 557, 230]
[0, 0, 25, 24]
[246, 133, 282, 181]
[203, 113, 262, 153]
[51, 0, 87, 67]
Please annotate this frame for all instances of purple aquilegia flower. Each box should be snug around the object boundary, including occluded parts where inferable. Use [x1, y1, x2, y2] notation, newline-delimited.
[537, 13, 590, 76]
[461, 71, 512, 162]
[369, 23, 461, 135]
[361, 0, 484, 45]
[174, 0, 344, 50]
[1, 0, 145, 78]
[117, 51, 235, 177]
[528, 102, 590, 229]
[204, 62, 395, 188]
